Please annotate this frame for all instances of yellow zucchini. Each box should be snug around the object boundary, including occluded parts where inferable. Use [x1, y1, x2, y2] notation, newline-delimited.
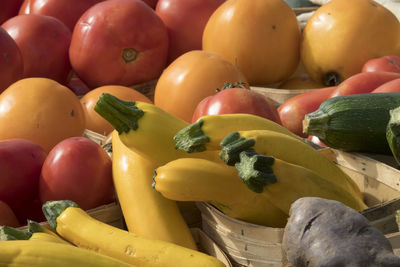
[219, 130, 365, 207]
[42, 200, 226, 267]
[153, 157, 288, 227]
[95, 94, 219, 166]
[112, 130, 197, 250]
[0, 240, 131, 267]
[234, 150, 367, 212]
[27, 220, 71, 245]
[174, 113, 302, 153]
[29, 232, 72, 245]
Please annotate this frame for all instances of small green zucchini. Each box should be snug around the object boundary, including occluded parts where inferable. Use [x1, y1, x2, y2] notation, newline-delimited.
[303, 92, 400, 154]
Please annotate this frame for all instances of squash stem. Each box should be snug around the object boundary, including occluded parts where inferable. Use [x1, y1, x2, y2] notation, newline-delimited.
[219, 132, 256, 165]
[303, 110, 330, 139]
[42, 200, 79, 229]
[27, 220, 45, 233]
[234, 150, 277, 193]
[94, 93, 145, 134]
[173, 119, 210, 153]
[0, 226, 32, 241]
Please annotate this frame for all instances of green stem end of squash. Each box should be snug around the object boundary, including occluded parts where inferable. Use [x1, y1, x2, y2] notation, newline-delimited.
[27, 220, 45, 233]
[235, 150, 277, 193]
[94, 93, 145, 134]
[173, 119, 210, 153]
[219, 132, 256, 166]
[0, 226, 32, 241]
[302, 110, 330, 139]
[42, 200, 79, 230]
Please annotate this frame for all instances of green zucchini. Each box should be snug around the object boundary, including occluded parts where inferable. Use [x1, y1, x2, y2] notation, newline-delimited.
[387, 106, 400, 165]
[303, 92, 400, 154]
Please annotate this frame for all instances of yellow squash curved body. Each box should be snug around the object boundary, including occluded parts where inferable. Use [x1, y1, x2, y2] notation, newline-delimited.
[29, 232, 71, 245]
[0, 240, 131, 267]
[154, 157, 288, 228]
[235, 129, 365, 208]
[112, 130, 197, 250]
[55, 207, 226, 267]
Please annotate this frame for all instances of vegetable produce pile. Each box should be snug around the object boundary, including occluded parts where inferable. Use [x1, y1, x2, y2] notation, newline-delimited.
[1, 0, 400, 265]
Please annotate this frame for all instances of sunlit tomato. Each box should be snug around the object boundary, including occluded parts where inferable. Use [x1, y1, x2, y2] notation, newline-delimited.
[156, 0, 225, 63]
[69, 0, 168, 88]
[361, 56, 400, 74]
[192, 87, 281, 124]
[0, 200, 20, 227]
[2, 14, 72, 84]
[19, 0, 103, 32]
[0, 78, 86, 153]
[39, 137, 114, 211]
[0, 139, 47, 224]
[0, 0, 24, 24]
[154, 50, 248, 122]
[0, 27, 23, 93]
[372, 78, 400, 93]
[203, 0, 300, 85]
[81, 85, 152, 135]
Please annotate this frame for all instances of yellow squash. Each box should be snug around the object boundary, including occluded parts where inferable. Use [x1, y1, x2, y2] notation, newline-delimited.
[0, 240, 131, 267]
[42, 201, 226, 267]
[95, 94, 219, 166]
[112, 130, 197, 250]
[29, 232, 72, 245]
[153, 157, 288, 227]
[219, 130, 366, 208]
[174, 113, 301, 153]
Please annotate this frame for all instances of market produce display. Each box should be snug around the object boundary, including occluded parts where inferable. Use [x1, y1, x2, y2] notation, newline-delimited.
[1, 0, 400, 265]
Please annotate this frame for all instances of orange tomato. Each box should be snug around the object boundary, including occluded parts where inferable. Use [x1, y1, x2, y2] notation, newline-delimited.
[202, 0, 301, 86]
[154, 50, 247, 122]
[0, 78, 86, 153]
[80, 85, 153, 135]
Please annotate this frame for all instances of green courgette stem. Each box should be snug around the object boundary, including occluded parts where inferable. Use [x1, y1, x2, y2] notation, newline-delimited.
[387, 106, 400, 165]
[27, 220, 45, 233]
[234, 150, 277, 193]
[302, 109, 330, 139]
[42, 200, 79, 229]
[173, 119, 210, 153]
[219, 132, 256, 166]
[389, 107, 400, 136]
[94, 93, 144, 134]
[0, 226, 32, 241]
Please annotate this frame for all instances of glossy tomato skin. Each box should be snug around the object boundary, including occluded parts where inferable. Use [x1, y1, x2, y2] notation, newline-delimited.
[142, 0, 158, 8]
[19, 0, 103, 32]
[0, 139, 47, 222]
[0, 0, 24, 24]
[69, 0, 168, 88]
[372, 78, 400, 93]
[156, 0, 225, 63]
[2, 14, 72, 84]
[192, 88, 281, 124]
[0, 200, 20, 227]
[330, 71, 400, 97]
[362, 56, 400, 74]
[39, 137, 114, 211]
[0, 27, 23, 93]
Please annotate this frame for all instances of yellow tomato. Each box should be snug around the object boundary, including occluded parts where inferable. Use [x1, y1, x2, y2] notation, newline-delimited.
[202, 0, 301, 86]
[301, 0, 400, 85]
[0, 78, 85, 153]
[153, 50, 247, 122]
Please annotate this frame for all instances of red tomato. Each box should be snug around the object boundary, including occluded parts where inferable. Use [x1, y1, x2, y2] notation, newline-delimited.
[278, 86, 336, 137]
[191, 87, 281, 124]
[12, 198, 45, 224]
[2, 14, 72, 84]
[69, 0, 168, 88]
[362, 56, 400, 74]
[39, 137, 114, 211]
[0, 200, 20, 227]
[329, 71, 400, 98]
[307, 135, 326, 147]
[0, 0, 24, 24]
[156, 0, 225, 63]
[19, 0, 103, 32]
[372, 78, 400, 93]
[142, 0, 158, 8]
[0, 27, 23, 93]
[0, 139, 47, 222]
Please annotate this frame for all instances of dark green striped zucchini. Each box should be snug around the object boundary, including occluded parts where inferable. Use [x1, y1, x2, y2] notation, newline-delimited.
[303, 92, 400, 154]
[387, 106, 400, 165]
